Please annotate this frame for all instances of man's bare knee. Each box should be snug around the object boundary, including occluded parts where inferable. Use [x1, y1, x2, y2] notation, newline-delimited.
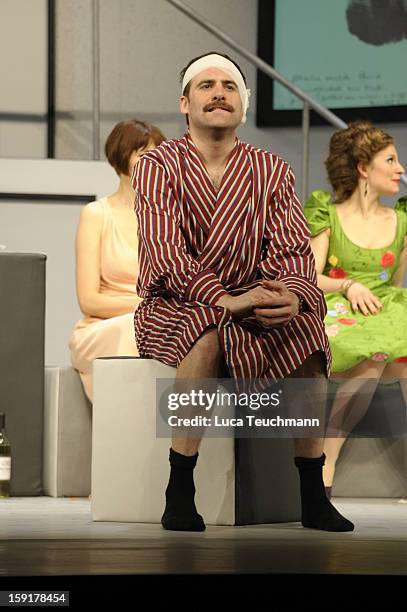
[288, 351, 326, 379]
[177, 328, 223, 378]
[192, 329, 222, 362]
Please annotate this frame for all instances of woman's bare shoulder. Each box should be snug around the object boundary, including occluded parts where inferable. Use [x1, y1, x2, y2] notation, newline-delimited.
[80, 199, 105, 222]
[311, 227, 331, 239]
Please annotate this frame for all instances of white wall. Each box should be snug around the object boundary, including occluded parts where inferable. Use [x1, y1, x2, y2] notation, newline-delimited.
[1, 200, 84, 366]
[0, 0, 47, 157]
[0, 159, 117, 366]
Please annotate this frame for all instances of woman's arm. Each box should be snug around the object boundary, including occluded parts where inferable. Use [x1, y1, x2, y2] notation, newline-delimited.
[392, 236, 407, 287]
[310, 228, 383, 314]
[310, 229, 346, 293]
[75, 203, 141, 318]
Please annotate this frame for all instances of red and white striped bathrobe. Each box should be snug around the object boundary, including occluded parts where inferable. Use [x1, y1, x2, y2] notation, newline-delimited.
[133, 133, 331, 384]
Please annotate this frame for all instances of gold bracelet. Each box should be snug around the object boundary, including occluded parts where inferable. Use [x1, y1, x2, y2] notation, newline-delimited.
[341, 278, 355, 296]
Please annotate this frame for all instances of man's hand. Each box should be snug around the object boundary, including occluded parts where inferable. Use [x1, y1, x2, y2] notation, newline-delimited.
[216, 286, 279, 318]
[253, 280, 300, 328]
[215, 280, 301, 327]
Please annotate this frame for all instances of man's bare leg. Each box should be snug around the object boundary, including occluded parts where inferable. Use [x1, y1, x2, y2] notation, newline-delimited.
[286, 351, 326, 459]
[288, 352, 354, 532]
[162, 328, 223, 531]
[171, 328, 224, 456]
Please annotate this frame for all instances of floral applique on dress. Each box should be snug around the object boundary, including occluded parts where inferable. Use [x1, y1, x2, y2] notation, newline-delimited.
[328, 267, 347, 279]
[377, 251, 395, 281]
[325, 324, 339, 337]
[334, 303, 348, 315]
[327, 254, 347, 279]
[337, 318, 357, 326]
[328, 255, 338, 267]
[372, 352, 389, 362]
[380, 251, 395, 268]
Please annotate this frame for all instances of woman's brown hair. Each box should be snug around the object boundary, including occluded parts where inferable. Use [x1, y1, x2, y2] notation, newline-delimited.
[325, 121, 393, 202]
[105, 119, 165, 176]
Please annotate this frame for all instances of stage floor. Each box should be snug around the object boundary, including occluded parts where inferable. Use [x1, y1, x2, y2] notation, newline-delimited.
[0, 497, 406, 576]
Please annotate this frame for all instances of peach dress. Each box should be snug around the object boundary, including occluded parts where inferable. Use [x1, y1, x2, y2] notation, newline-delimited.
[69, 197, 142, 400]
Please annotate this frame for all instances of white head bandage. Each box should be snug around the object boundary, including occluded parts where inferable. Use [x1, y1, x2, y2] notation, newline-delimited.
[181, 53, 251, 124]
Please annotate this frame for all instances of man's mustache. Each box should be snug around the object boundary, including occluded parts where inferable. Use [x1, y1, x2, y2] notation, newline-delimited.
[204, 102, 234, 113]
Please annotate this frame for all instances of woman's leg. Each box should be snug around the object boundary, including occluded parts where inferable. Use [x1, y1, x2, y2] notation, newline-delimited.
[381, 362, 407, 406]
[323, 359, 387, 487]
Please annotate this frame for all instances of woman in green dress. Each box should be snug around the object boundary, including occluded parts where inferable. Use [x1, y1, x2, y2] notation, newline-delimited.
[304, 121, 407, 496]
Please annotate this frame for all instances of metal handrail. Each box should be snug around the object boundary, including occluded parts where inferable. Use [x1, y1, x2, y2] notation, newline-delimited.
[165, 0, 407, 194]
[302, 102, 310, 201]
[92, 0, 100, 160]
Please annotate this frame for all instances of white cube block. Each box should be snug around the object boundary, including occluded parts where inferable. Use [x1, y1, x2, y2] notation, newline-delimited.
[91, 358, 235, 524]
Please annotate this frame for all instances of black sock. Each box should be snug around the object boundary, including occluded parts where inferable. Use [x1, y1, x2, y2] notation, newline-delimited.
[161, 448, 205, 532]
[295, 454, 354, 532]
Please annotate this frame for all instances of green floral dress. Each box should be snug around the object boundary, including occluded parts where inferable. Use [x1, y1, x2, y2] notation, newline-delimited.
[304, 191, 407, 373]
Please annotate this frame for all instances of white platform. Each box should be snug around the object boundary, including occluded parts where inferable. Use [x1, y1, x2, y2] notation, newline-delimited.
[91, 358, 235, 525]
[43, 367, 92, 497]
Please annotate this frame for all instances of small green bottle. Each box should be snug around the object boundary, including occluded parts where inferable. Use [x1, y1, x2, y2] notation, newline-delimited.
[0, 414, 11, 498]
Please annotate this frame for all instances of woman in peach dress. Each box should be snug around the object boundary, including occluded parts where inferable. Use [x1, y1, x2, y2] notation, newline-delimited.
[69, 119, 165, 400]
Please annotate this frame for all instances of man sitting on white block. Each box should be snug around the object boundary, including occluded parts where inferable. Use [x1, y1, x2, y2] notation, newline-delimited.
[132, 52, 354, 533]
